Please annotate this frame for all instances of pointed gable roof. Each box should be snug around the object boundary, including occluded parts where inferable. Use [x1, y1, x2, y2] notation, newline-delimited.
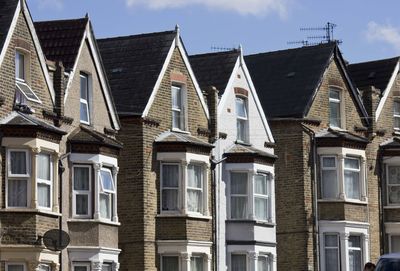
[97, 31, 177, 115]
[0, 0, 19, 54]
[189, 50, 240, 95]
[34, 17, 88, 71]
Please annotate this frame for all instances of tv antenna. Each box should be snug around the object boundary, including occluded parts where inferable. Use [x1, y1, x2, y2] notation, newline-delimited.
[287, 22, 342, 47]
[210, 46, 237, 52]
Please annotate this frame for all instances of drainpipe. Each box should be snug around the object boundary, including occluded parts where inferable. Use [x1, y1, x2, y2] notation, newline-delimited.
[301, 124, 319, 271]
[58, 152, 70, 271]
[377, 150, 384, 255]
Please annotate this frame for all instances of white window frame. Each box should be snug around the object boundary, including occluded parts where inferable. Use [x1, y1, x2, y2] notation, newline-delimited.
[347, 235, 363, 271]
[230, 253, 248, 271]
[236, 96, 248, 143]
[320, 156, 339, 199]
[386, 165, 400, 206]
[80, 73, 90, 125]
[72, 262, 91, 271]
[72, 165, 92, 218]
[394, 100, 400, 130]
[229, 172, 249, 220]
[161, 163, 181, 213]
[323, 233, 340, 271]
[6, 149, 31, 208]
[187, 163, 204, 215]
[254, 173, 271, 222]
[99, 167, 115, 220]
[171, 85, 186, 131]
[161, 255, 181, 271]
[5, 262, 26, 271]
[329, 88, 341, 128]
[344, 157, 361, 200]
[36, 152, 53, 210]
[389, 234, 400, 253]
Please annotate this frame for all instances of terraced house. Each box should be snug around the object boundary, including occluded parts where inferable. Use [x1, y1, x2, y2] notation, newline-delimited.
[98, 27, 214, 271]
[0, 0, 122, 270]
[190, 48, 277, 271]
[246, 43, 376, 271]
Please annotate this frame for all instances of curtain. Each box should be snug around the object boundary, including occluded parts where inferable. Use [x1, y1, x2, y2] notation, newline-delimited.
[75, 194, 88, 215]
[348, 236, 362, 271]
[38, 183, 50, 208]
[254, 175, 267, 195]
[322, 170, 338, 198]
[344, 170, 360, 199]
[162, 189, 178, 211]
[188, 165, 202, 188]
[10, 151, 26, 175]
[257, 257, 268, 271]
[162, 165, 179, 211]
[188, 190, 202, 213]
[37, 153, 50, 180]
[188, 165, 202, 213]
[388, 166, 400, 204]
[190, 257, 203, 271]
[163, 165, 179, 187]
[231, 173, 247, 219]
[100, 193, 111, 219]
[231, 255, 246, 271]
[162, 256, 179, 271]
[391, 236, 400, 252]
[231, 197, 247, 219]
[8, 179, 27, 207]
[255, 198, 268, 221]
[74, 167, 89, 190]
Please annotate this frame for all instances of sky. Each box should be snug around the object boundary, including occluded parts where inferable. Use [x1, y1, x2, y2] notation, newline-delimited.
[27, 0, 400, 64]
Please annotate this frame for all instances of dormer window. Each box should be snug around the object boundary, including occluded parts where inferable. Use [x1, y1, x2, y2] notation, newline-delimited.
[394, 100, 400, 130]
[329, 89, 341, 128]
[171, 85, 185, 130]
[236, 97, 248, 142]
[80, 73, 90, 124]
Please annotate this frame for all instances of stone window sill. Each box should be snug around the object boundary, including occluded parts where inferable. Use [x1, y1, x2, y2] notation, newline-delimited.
[0, 208, 61, 217]
[384, 205, 400, 209]
[318, 199, 368, 205]
[67, 218, 121, 226]
[171, 128, 190, 135]
[156, 213, 212, 220]
[226, 219, 275, 227]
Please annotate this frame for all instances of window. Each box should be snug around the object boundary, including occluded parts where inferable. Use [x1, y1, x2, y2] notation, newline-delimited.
[7, 150, 30, 207]
[348, 235, 362, 271]
[236, 97, 248, 142]
[231, 254, 247, 271]
[387, 166, 400, 205]
[321, 156, 338, 199]
[161, 164, 180, 212]
[390, 235, 400, 252]
[37, 153, 52, 209]
[187, 164, 203, 213]
[324, 234, 340, 271]
[162, 256, 179, 271]
[190, 256, 203, 271]
[344, 158, 360, 200]
[258, 255, 272, 271]
[230, 172, 248, 219]
[38, 264, 51, 271]
[254, 174, 271, 221]
[6, 263, 25, 271]
[73, 263, 90, 271]
[394, 101, 400, 130]
[15, 51, 25, 81]
[80, 73, 90, 124]
[329, 89, 341, 128]
[99, 168, 115, 219]
[101, 263, 112, 271]
[172, 85, 185, 130]
[73, 166, 91, 217]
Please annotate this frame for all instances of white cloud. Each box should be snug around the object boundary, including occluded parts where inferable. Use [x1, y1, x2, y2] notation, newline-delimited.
[36, 0, 63, 10]
[125, 0, 289, 17]
[366, 21, 400, 52]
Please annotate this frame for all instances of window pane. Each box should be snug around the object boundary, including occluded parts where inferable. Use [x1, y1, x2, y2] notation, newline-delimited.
[74, 267, 88, 271]
[101, 264, 111, 271]
[190, 256, 203, 271]
[75, 194, 89, 215]
[162, 256, 179, 271]
[231, 173, 247, 194]
[231, 197, 247, 219]
[329, 101, 341, 127]
[395, 101, 400, 115]
[321, 170, 338, 198]
[74, 167, 90, 190]
[8, 179, 27, 207]
[172, 111, 182, 129]
[80, 102, 89, 123]
[388, 166, 400, 184]
[389, 186, 400, 204]
[100, 193, 111, 219]
[38, 183, 50, 208]
[329, 89, 340, 100]
[322, 157, 336, 168]
[37, 153, 51, 180]
[162, 189, 178, 211]
[39, 264, 51, 271]
[349, 249, 361, 271]
[188, 189, 202, 213]
[80, 75, 88, 100]
[188, 164, 202, 188]
[254, 174, 267, 195]
[325, 249, 339, 271]
[7, 265, 24, 271]
[344, 170, 360, 200]
[231, 255, 247, 271]
[395, 116, 400, 129]
[258, 257, 268, 271]
[162, 165, 179, 187]
[100, 170, 114, 191]
[237, 119, 247, 141]
[349, 236, 361, 248]
[344, 158, 359, 170]
[15, 52, 25, 80]
[10, 151, 27, 175]
[236, 98, 247, 118]
[255, 197, 268, 221]
[391, 236, 400, 252]
[172, 86, 182, 109]
[325, 235, 338, 247]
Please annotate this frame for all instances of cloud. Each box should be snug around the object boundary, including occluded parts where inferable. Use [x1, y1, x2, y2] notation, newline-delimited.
[36, 0, 63, 10]
[365, 21, 400, 52]
[125, 0, 289, 17]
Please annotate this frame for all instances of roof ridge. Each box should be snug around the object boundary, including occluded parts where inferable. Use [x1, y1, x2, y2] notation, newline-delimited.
[97, 30, 176, 42]
[349, 56, 400, 66]
[34, 17, 88, 24]
[190, 49, 240, 59]
[245, 42, 336, 58]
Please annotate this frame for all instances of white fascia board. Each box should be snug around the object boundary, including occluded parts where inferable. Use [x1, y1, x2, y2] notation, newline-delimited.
[376, 61, 400, 121]
[217, 57, 240, 117]
[86, 24, 120, 130]
[22, 1, 56, 104]
[0, 1, 20, 69]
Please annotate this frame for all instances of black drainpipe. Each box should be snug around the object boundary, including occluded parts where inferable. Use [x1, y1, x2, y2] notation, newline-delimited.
[377, 149, 385, 255]
[58, 159, 65, 271]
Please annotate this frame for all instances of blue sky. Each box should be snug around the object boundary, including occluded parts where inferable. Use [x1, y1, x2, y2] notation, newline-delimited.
[27, 0, 400, 63]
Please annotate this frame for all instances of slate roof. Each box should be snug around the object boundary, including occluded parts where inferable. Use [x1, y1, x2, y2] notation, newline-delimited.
[315, 128, 369, 143]
[155, 131, 213, 148]
[97, 30, 177, 115]
[0, 0, 19, 55]
[34, 18, 88, 71]
[69, 125, 123, 149]
[189, 50, 240, 95]
[225, 143, 277, 159]
[381, 137, 400, 148]
[347, 57, 399, 94]
[245, 43, 337, 118]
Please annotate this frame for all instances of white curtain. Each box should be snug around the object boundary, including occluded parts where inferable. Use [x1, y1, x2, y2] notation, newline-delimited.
[8, 179, 27, 207]
[255, 198, 268, 221]
[37, 153, 50, 180]
[231, 173, 247, 219]
[231, 255, 246, 271]
[74, 167, 89, 190]
[190, 257, 203, 271]
[100, 193, 111, 219]
[188, 190, 202, 213]
[38, 183, 50, 208]
[322, 169, 338, 198]
[75, 194, 88, 215]
[348, 236, 362, 271]
[257, 257, 268, 271]
[162, 256, 179, 271]
[344, 171, 360, 199]
[10, 151, 26, 175]
[162, 165, 179, 211]
[163, 165, 179, 187]
[388, 166, 400, 204]
[188, 165, 202, 213]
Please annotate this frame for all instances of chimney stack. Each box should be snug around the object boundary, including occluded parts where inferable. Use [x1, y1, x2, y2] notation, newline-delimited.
[206, 86, 219, 143]
[360, 85, 381, 134]
[53, 61, 65, 119]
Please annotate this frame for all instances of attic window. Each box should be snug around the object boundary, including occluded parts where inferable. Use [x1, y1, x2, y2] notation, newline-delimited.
[287, 72, 296, 78]
[15, 81, 41, 104]
[368, 72, 376, 79]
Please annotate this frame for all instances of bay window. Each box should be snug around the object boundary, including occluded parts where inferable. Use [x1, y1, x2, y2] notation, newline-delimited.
[73, 165, 91, 217]
[230, 172, 248, 219]
[161, 164, 180, 212]
[231, 254, 247, 271]
[257, 255, 272, 271]
[348, 235, 362, 271]
[254, 174, 271, 221]
[324, 234, 339, 271]
[161, 256, 179, 271]
[321, 156, 338, 199]
[7, 149, 30, 207]
[171, 85, 185, 130]
[37, 153, 52, 209]
[394, 100, 400, 130]
[99, 168, 115, 219]
[190, 255, 204, 271]
[236, 97, 248, 142]
[329, 89, 341, 128]
[387, 166, 400, 205]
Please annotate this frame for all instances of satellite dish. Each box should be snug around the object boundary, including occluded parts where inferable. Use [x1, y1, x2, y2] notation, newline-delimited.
[42, 229, 70, 251]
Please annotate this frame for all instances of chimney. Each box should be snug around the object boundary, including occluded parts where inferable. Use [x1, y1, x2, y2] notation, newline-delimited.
[206, 86, 219, 143]
[53, 61, 65, 118]
[360, 85, 381, 134]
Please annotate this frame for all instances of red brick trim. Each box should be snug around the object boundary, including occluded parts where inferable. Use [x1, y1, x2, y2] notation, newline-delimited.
[234, 87, 248, 97]
[170, 72, 187, 84]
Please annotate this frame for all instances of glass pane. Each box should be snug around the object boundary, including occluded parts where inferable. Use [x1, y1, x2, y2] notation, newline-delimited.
[231, 197, 247, 219]
[395, 116, 400, 129]
[80, 102, 89, 123]
[231, 173, 247, 194]
[389, 186, 400, 204]
[172, 111, 182, 129]
[345, 158, 360, 170]
[322, 157, 336, 168]
[75, 194, 89, 215]
[15, 52, 24, 80]
[391, 236, 400, 252]
[325, 249, 339, 271]
[10, 151, 27, 175]
[321, 170, 338, 198]
[236, 97, 247, 118]
[74, 267, 88, 271]
[39, 264, 51, 271]
[100, 193, 111, 219]
[162, 189, 178, 211]
[329, 101, 341, 127]
[190, 256, 203, 271]
[325, 234, 338, 247]
[388, 166, 400, 184]
[80, 75, 88, 100]
[172, 86, 181, 109]
[16, 81, 39, 101]
[162, 165, 179, 187]
[162, 256, 179, 271]
[349, 249, 361, 271]
[255, 197, 268, 221]
[100, 170, 114, 191]
[395, 101, 400, 115]
[349, 236, 361, 248]
[237, 119, 247, 141]
[188, 189, 202, 213]
[8, 179, 27, 207]
[101, 264, 111, 271]
[7, 265, 24, 271]
[37, 153, 51, 180]
[38, 183, 50, 208]
[74, 167, 90, 190]
[231, 255, 247, 271]
[188, 164, 202, 188]
[329, 89, 340, 100]
[258, 257, 268, 271]
[254, 174, 267, 195]
[344, 170, 360, 199]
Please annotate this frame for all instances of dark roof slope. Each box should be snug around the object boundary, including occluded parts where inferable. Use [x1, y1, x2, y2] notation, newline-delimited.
[34, 18, 88, 71]
[245, 43, 336, 118]
[0, 0, 19, 54]
[348, 57, 399, 94]
[189, 50, 240, 95]
[97, 31, 176, 115]
[69, 125, 123, 149]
